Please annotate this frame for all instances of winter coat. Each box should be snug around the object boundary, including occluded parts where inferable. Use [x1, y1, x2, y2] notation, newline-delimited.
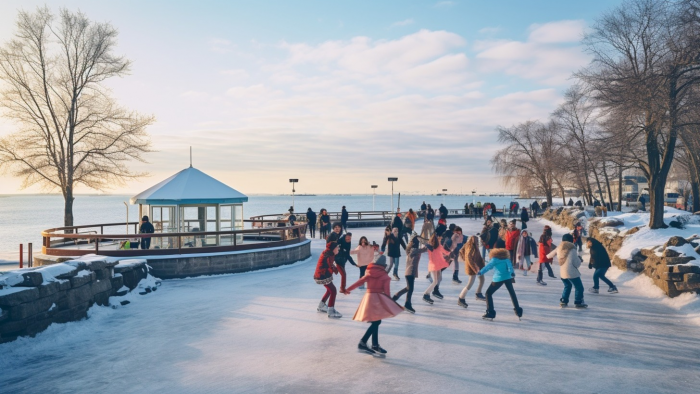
[426, 244, 450, 271]
[435, 222, 447, 237]
[520, 210, 529, 223]
[451, 234, 466, 255]
[335, 237, 355, 267]
[320, 214, 330, 227]
[480, 224, 492, 246]
[505, 228, 521, 251]
[515, 235, 538, 267]
[547, 242, 581, 279]
[405, 245, 428, 276]
[351, 245, 378, 267]
[381, 233, 406, 258]
[439, 205, 448, 218]
[314, 248, 337, 284]
[479, 249, 514, 282]
[306, 210, 317, 225]
[532, 201, 540, 211]
[139, 222, 154, 234]
[405, 211, 417, 230]
[487, 224, 500, 249]
[347, 263, 404, 322]
[588, 238, 611, 269]
[392, 215, 404, 232]
[460, 240, 484, 275]
[326, 231, 342, 243]
[341, 209, 349, 222]
[538, 237, 553, 263]
[426, 208, 435, 221]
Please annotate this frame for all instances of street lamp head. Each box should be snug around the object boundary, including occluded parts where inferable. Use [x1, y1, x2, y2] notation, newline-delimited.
[371, 185, 378, 188]
[388, 177, 398, 182]
[289, 179, 298, 183]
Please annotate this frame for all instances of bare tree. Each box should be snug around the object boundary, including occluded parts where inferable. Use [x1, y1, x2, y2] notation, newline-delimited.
[0, 7, 153, 227]
[492, 121, 565, 206]
[577, 0, 700, 228]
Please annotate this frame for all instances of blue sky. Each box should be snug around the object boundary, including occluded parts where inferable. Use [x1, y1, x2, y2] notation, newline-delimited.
[0, 0, 623, 195]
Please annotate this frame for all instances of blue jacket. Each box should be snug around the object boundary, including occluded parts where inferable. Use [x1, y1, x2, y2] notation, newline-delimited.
[479, 249, 514, 283]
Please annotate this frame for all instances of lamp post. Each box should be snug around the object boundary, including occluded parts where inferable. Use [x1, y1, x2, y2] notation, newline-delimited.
[371, 185, 378, 211]
[472, 189, 476, 204]
[289, 179, 298, 212]
[123, 202, 129, 234]
[442, 189, 447, 204]
[388, 177, 398, 213]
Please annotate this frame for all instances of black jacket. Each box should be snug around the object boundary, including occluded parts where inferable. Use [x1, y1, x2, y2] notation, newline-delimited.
[426, 209, 435, 221]
[382, 233, 407, 258]
[320, 214, 330, 226]
[532, 201, 540, 211]
[420, 203, 427, 211]
[341, 209, 349, 222]
[306, 210, 317, 225]
[139, 222, 154, 234]
[439, 205, 448, 217]
[487, 224, 500, 248]
[392, 215, 404, 232]
[520, 210, 529, 223]
[335, 237, 355, 266]
[588, 238, 611, 269]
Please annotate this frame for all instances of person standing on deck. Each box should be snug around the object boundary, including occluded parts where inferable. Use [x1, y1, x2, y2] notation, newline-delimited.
[306, 208, 317, 238]
[439, 203, 448, 220]
[139, 216, 155, 250]
[319, 209, 331, 239]
[341, 206, 349, 232]
[426, 204, 435, 223]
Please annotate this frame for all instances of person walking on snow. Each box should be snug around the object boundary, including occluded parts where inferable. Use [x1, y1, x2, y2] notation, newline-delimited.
[479, 239, 522, 321]
[537, 226, 557, 285]
[392, 235, 428, 314]
[520, 208, 530, 230]
[531, 201, 540, 218]
[587, 238, 618, 294]
[515, 230, 538, 276]
[381, 226, 407, 281]
[350, 236, 380, 289]
[457, 235, 486, 307]
[547, 234, 587, 308]
[346, 255, 404, 357]
[423, 234, 450, 304]
[314, 241, 343, 318]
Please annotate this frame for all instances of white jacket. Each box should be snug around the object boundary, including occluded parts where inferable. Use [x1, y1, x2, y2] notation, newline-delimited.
[547, 242, 581, 279]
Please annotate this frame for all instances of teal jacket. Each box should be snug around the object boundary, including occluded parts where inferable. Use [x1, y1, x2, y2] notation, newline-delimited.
[479, 249, 514, 283]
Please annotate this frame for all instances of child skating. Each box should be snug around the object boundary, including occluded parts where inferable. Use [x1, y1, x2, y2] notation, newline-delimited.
[478, 240, 523, 321]
[313, 241, 343, 318]
[392, 235, 428, 313]
[457, 235, 486, 307]
[346, 255, 404, 357]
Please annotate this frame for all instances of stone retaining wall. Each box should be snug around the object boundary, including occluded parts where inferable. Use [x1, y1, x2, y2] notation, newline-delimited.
[540, 207, 700, 298]
[0, 258, 152, 343]
[146, 240, 311, 279]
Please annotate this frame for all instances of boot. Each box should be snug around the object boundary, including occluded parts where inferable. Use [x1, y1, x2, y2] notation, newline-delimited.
[432, 289, 444, 299]
[457, 298, 468, 308]
[537, 280, 547, 286]
[560, 298, 568, 308]
[475, 293, 486, 301]
[372, 345, 387, 355]
[404, 304, 416, 314]
[608, 287, 618, 293]
[514, 307, 523, 320]
[452, 272, 462, 284]
[358, 341, 376, 355]
[327, 307, 342, 318]
[422, 294, 434, 304]
[589, 287, 599, 294]
[574, 303, 588, 309]
[317, 301, 328, 313]
[482, 310, 496, 321]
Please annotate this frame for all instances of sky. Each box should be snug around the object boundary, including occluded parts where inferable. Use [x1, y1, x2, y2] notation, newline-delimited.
[0, 0, 624, 196]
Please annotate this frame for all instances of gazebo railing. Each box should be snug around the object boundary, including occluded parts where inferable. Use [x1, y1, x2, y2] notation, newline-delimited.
[41, 221, 307, 257]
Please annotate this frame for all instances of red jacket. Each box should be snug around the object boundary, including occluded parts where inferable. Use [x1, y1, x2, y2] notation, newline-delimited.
[347, 263, 390, 294]
[314, 248, 337, 284]
[538, 238, 553, 263]
[505, 228, 521, 251]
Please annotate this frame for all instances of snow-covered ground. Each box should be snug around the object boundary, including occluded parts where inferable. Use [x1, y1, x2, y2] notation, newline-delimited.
[1, 217, 699, 393]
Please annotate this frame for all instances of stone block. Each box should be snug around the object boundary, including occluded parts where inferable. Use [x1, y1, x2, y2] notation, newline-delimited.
[69, 271, 96, 288]
[0, 319, 28, 336]
[66, 284, 93, 308]
[37, 282, 61, 298]
[0, 287, 40, 307]
[57, 280, 71, 291]
[93, 290, 111, 306]
[665, 257, 697, 265]
[53, 302, 89, 324]
[675, 265, 700, 274]
[110, 275, 124, 294]
[0, 308, 8, 323]
[54, 266, 79, 280]
[94, 268, 113, 281]
[91, 279, 112, 296]
[662, 248, 680, 258]
[685, 273, 700, 283]
[664, 236, 687, 248]
[85, 259, 108, 271]
[25, 318, 53, 337]
[601, 219, 624, 228]
[12, 272, 44, 287]
[9, 293, 58, 321]
[662, 272, 684, 281]
[674, 281, 700, 291]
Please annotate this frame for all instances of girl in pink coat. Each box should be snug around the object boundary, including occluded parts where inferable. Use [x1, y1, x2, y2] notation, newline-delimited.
[423, 234, 450, 304]
[350, 236, 380, 289]
[346, 255, 403, 357]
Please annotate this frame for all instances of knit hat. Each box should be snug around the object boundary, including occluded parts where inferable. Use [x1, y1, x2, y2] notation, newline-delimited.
[332, 222, 342, 229]
[142, 216, 149, 221]
[562, 234, 574, 243]
[449, 223, 456, 230]
[373, 255, 387, 267]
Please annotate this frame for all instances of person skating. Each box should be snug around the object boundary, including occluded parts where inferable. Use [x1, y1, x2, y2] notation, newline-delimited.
[479, 240, 522, 321]
[547, 234, 587, 308]
[435, 217, 447, 238]
[480, 219, 493, 262]
[520, 208, 529, 230]
[326, 221, 343, 243]
[426, 204, 435, 223]
[346, 255, 404, 357]
[420, 214, 435, 240]
[573, 223, 584, 252]
[404, 208, 417, 242]
[515, 230, 538, 276]
[587, 238, 618, 294]
[536, 226, 557, 285]
[341, 206, 349, 232]
[450, 226, 466, 284]
[335, 232, 357, 293]
[350, 236, 380, 290]
[392, 235, 428, 313]
[505, 219, 521, 267]
[458, 235, 486, 307]
[381, 226, 407, 281]
[314, 241, 343, 318]
[423, 234, 450, 304]
[306, 208, 317, 238]
[438, 203, 448, 220]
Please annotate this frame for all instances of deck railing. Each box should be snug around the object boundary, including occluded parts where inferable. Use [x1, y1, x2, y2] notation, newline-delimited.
[41, 220, 307, 257]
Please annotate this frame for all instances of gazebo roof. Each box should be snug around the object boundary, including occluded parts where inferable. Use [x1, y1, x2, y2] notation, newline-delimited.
[130, 167, 248, 205]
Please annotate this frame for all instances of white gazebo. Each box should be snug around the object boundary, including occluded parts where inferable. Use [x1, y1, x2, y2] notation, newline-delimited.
[130, 166, 248, 247]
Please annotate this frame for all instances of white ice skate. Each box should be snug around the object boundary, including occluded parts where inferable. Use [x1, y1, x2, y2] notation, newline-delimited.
[327, 307, 342, 319]
[317, 301, 328, 313]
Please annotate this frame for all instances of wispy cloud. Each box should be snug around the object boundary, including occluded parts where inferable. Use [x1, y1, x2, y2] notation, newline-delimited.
[434, 1, 456, 8]
[390, 19, 414, 28]
[478, 26, 501, 35]
[209, 38, 234, 54]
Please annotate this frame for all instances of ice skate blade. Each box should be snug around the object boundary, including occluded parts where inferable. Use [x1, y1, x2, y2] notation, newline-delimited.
[482, 317, 494, 321]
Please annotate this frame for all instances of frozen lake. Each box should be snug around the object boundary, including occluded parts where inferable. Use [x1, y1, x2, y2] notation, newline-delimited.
[1, 216, 698, 393]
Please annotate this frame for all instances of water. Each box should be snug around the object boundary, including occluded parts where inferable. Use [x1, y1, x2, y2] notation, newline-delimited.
[0, 194, 534, 262]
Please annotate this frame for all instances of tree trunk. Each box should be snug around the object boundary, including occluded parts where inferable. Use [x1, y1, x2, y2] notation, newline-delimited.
[617, 163, 623, 212]
[602, 163, 614, 210]
[64, 186, 75, 229]
[692, 181, 700, 213]
[546, 190, 553, 207]
[648, 174, 667, 229]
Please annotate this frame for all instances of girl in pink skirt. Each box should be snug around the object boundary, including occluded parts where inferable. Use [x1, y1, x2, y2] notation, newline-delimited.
[346, 255, 403, 357]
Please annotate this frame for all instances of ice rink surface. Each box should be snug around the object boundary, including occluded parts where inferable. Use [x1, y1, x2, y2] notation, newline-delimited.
[1, 217, 699, 394]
